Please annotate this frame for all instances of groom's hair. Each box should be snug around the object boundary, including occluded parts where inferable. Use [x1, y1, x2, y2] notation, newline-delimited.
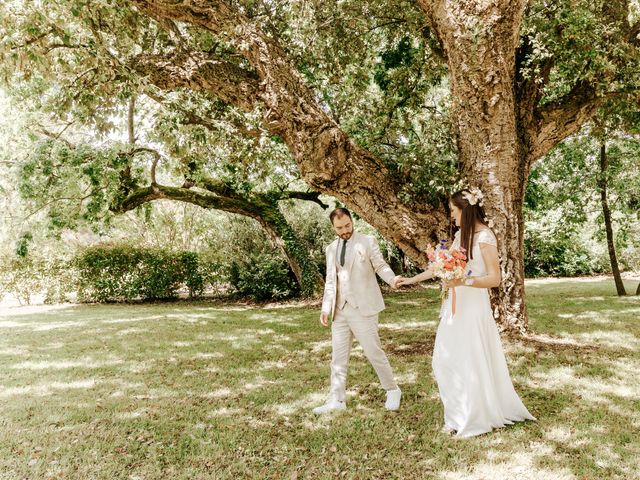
[329, 207, 352, 224]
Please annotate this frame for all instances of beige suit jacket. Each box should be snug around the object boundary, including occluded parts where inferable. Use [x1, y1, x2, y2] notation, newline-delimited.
[321, 232, 396, 319]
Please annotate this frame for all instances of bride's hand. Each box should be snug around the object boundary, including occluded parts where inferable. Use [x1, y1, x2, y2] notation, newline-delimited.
[443, 278, 462, 289]
[397, 276, 412, 287]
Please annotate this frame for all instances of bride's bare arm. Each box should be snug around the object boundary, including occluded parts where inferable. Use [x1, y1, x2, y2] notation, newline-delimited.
[398, 268, 434, 285]
[468, 243, 501, 288]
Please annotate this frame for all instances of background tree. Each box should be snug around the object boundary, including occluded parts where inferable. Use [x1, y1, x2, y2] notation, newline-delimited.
[593, 101, 640, 295]
[524, 118, 640, 289]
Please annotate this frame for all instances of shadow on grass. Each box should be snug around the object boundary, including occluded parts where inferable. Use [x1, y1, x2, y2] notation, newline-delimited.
[507, 332, 600, 354]
[0, 281, 638, 479]
[385, 332, 435, 357]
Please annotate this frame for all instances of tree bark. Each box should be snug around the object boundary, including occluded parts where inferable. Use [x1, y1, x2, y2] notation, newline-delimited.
[419, 0, 530, 332]
[598, 142, 626, 296]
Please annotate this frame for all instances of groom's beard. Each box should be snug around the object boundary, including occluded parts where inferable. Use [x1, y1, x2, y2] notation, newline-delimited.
[339, 231, 353, 240]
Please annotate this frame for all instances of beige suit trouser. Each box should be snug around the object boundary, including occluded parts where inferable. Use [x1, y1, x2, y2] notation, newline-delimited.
[330, 303, 397, 402]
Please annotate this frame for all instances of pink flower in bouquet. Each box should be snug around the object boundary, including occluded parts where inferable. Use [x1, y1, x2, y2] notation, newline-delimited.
[426, 241, 471, 310]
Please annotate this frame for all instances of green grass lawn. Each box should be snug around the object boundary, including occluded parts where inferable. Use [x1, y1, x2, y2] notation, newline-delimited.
[1, 278, 638, 479]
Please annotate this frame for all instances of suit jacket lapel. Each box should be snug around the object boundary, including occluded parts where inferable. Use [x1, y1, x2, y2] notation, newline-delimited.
[345, 232, 358, 273]
[329, 239, 339, 278]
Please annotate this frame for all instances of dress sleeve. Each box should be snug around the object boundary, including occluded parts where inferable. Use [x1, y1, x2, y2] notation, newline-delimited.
[477, 229, 498, 247]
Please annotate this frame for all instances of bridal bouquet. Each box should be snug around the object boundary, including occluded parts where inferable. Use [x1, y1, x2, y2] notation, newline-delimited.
[426, 240, 469, 282]
[426, 240, 470, 312]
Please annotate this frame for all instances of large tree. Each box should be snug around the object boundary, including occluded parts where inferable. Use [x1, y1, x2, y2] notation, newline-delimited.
[125, 0, 640, 331]
[2, 0, 639, 331]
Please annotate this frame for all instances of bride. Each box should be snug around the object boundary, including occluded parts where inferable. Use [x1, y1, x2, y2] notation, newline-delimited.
[399, 189, 535, 438]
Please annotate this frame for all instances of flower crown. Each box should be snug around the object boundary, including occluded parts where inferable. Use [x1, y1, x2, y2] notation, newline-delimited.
[462, 187, 484, 207]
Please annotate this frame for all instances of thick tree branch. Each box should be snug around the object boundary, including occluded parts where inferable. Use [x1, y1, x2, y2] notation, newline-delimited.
[129, 51, 260, 111]
[129, 0, 241, 36]
[280, 191, 328, 209]
[197, 176, 236, 198]
[113, 180, 325, 294]
[126, 0, 447, 261]
[526, 84, 639, 165]
[197, 175, 327, 209]
[527, 81, 601, 163]
[115, 183, 262, 218]
[522, 0, 640, 164]
[128, 0, 331, 139]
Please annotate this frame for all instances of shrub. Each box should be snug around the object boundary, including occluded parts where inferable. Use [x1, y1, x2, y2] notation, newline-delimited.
[42, 259, 76, 304]
[0, 256, 74, 305]
[180, 251, 205, 297]
[524, 217, 607, 277]
[228, 253, 298, 301]
[73, 244, 215, 302]
[0, 256, 46, 305]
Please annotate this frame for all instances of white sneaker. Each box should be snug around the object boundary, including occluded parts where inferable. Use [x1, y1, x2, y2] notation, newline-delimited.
[312, 400, 346, 414]
[385, 388, 402, 411]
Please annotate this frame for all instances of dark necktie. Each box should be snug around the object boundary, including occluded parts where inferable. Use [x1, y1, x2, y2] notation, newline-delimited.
[339, 239, 347, 267]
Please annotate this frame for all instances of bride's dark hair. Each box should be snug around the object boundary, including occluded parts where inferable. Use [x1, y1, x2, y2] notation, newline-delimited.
[450, 190, 489, 260]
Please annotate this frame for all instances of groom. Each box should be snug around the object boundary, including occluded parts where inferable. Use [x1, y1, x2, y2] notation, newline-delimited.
[313, 208, 402, 414]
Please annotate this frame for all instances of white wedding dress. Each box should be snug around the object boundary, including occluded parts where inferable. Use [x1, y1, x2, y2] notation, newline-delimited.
[432, 228, 535, 437]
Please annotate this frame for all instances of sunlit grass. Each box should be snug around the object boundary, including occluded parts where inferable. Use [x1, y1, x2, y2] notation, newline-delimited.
[0, 278, 638, 479]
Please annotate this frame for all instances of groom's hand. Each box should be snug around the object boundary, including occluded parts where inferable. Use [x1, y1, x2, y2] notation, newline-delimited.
[391, 275, 401, 289]
[320, 312, 329, 327]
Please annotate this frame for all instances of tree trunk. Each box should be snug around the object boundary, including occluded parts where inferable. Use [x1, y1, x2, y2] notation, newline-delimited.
[423, 0, 530, 333]
[256, 204, 324, 297]
[598, 142, 626, 296]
